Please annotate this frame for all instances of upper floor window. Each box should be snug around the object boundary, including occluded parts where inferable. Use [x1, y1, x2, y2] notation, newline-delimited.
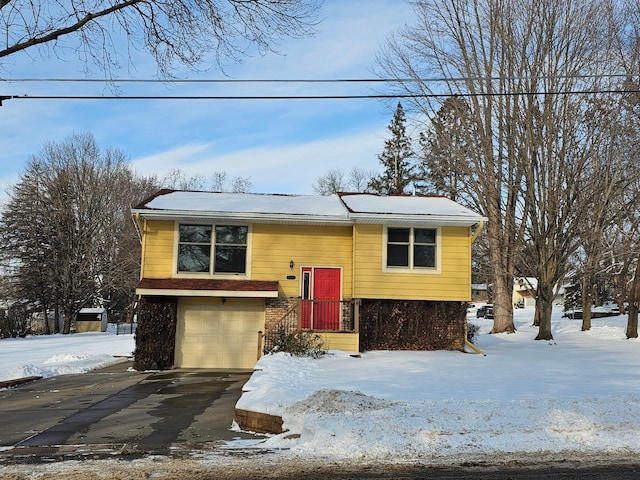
[386, 227, 437, 269]
[178, 224, 248, 274]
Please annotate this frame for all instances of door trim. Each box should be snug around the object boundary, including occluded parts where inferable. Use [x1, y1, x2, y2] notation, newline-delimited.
[300, 266, 343, 330]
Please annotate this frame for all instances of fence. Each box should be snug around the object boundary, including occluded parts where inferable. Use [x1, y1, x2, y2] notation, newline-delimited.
[110, 322, 137, 335]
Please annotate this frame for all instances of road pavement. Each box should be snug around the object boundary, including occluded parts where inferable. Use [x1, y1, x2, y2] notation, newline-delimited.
[0, 361, 256, 463]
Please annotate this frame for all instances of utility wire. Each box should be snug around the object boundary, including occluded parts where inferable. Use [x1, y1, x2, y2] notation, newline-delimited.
[3, 78, 390, 83]
[1, 89, 638, 102]
[0, 73, 635, 83]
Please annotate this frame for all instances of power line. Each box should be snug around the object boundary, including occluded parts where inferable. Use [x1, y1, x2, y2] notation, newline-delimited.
[2, 78, 390, 83]
[1, 89, 638, 102]
[0, 73, 635, 84]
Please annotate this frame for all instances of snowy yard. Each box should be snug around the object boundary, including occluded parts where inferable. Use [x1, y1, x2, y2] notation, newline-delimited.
[1, 306, 639, 467]
[237, 307, 640, 461]
[0, 324, 135, 383]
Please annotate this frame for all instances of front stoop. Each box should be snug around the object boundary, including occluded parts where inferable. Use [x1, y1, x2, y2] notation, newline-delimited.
[235, 408, 284, 434]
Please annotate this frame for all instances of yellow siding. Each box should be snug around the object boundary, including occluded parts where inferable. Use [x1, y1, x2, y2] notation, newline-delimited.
[75, 321, 102, 333]
[251, 224, 353, 298]
[353, 224, 471, 301]
[141, 220, 175, 278]
[140, 220, 472, 303]
[318, 332, 359, 352]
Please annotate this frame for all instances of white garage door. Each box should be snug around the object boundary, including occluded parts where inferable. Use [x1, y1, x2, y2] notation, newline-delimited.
[175, 297, 265, 369]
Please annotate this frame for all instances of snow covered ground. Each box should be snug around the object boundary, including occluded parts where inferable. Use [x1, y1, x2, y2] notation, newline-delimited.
[1, 307, 639, 466]
[237, 307, 640, 461]
[0, 325, 135, 383]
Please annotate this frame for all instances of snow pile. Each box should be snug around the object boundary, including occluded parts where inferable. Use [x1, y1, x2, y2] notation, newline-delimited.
[237, 307, 640, 460]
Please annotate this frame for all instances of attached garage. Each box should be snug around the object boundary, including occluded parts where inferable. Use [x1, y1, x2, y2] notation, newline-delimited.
[175, 297, 265, 369]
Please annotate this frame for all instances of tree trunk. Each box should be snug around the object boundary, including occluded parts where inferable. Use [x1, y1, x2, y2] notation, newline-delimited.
[628, 305, 639, 339]
[483, 200, 516, 334]
[490, 272, 516, 334]
[534, 282, 555, 341]
[41, 305, 50, 335]
[53, 304, 61, 334]
[626, 261, 640, 339]
[63, 307, 73, 334]
[580, 277, 593, 331]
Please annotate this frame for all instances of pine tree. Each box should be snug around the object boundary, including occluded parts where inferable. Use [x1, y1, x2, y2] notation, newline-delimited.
[368, 102, 416, 194]
[417, 96, 476, 202]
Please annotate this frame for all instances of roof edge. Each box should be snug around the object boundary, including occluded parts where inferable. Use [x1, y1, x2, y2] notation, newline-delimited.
[133, 188, 176, 209]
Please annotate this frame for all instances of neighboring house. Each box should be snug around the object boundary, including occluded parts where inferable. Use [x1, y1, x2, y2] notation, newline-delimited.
[75, 307, 109, 332]
[131, 190, 486, 370]
[513, 277, 537, 308]
[513, 277, 566, 308]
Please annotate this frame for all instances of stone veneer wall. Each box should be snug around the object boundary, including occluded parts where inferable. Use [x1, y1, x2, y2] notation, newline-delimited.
[359, 299, 467, 351]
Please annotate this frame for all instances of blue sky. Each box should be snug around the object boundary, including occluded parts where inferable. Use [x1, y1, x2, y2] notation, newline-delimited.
[0, 1, 416, 197]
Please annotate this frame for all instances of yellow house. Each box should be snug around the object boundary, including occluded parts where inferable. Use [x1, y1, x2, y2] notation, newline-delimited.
[131, 190, 486, 370]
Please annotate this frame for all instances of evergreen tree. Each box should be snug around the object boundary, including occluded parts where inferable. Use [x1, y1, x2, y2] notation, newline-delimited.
[417, 96, 477, 203]
[368, 102, 416, 194]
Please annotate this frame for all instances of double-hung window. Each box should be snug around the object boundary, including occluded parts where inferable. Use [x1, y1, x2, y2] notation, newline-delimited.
[386, 227, 437, 270]
[178, 224, 248, 274]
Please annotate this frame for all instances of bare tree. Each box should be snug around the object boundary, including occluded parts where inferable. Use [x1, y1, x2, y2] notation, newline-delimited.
[0, 0, 320, 77]
[99, 171, 160, 325]
[161, 168, 207, 190]
[378, 0, 640, 338]
[573, 97, 640, 331]
[210, 171, 252, 193]
[620, 167, 640, 339]
[378, 0, 528, 333]
[312, 168, 346, 195]
[312, 167, 375, 195]
[348, 167, 376, 193]
[229, 175, 253, 193]
[0, 133, 144, 333]
[160, 169, 251, 192]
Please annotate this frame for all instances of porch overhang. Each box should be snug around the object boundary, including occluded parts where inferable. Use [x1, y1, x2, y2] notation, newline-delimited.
[136, 278, 279, 298]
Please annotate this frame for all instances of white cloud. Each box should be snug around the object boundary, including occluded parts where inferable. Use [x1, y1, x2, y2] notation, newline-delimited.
[235, 1, 411, 79]
[129, 143, 215, 175]
[1, 0, 415, 196]
[130, 128, 386, 194]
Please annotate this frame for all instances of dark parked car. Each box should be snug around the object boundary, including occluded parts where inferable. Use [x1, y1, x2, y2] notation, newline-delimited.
[476, 305, 494, 319]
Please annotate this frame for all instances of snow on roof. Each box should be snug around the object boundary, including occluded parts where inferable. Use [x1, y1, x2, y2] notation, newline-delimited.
[134, 190, 486, 226]
[142, 191, 348, 217]
[340, 193, 481, 218]
[78, 308, 106, 314]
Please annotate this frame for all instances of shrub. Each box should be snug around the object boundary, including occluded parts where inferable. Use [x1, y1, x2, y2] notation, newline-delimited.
[269, 328, 326, 358]
[133, 297, 177, 370]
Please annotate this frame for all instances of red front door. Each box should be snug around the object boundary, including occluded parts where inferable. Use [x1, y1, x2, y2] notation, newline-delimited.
[301, 267, 341, 330]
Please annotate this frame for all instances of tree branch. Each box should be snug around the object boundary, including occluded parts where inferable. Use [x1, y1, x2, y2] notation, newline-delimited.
[0, 0, 144, 58]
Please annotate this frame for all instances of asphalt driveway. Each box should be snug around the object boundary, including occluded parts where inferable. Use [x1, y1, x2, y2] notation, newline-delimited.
[0, 361, 257, 463]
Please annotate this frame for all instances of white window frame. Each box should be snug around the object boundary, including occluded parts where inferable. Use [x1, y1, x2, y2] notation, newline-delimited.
[382, 226, 441, 274]
[173, 223, 252, 278]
